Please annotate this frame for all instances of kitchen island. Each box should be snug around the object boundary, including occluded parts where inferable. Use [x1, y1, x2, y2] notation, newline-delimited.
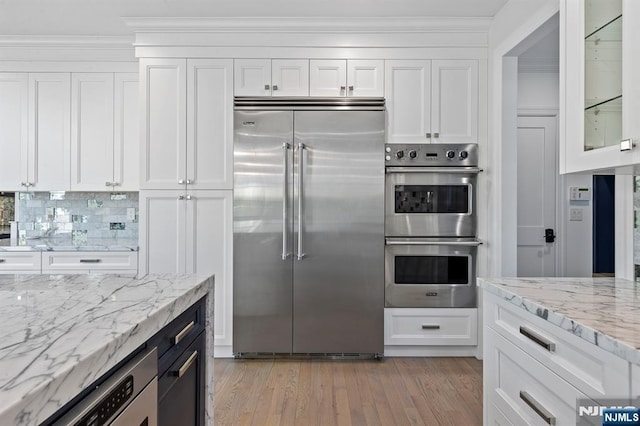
[0, 273, 214, 426]
[481, 277, 640, 425]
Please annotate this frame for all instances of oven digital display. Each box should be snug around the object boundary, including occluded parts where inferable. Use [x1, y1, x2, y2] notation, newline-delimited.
[394, 185, 469, 213]
[394, 255, 468, 284]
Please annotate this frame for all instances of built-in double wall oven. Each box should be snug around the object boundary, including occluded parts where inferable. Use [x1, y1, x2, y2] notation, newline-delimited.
[384, 143, 481, 308]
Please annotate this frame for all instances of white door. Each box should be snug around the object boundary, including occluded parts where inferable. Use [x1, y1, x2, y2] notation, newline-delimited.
[431, 60, 478, 143]
[0, 73, 28, 191]
[185, 190, 233, 348]
[347, 60, 384, 97]
[70, 73, 114, 191]
[114, 73, 139, 191]
[187, 59, 234, 190]
[139, 59, 187, 190]
[384, 60, 431, 143]
[309, 59, 347, 97]
[234, 59, 271, 96]
[517, 116, 558, 277]
[271, 59, 309, 97]
[28, 73, 71, 191]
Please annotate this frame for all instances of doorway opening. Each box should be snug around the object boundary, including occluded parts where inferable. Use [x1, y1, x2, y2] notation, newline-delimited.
[592, 175, 615, 276]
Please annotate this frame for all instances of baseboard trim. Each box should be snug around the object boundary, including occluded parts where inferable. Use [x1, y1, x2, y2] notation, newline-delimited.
[384, 346, 478, 357]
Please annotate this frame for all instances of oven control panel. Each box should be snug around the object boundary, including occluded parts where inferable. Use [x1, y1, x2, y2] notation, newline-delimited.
[385, 143, 478, 167]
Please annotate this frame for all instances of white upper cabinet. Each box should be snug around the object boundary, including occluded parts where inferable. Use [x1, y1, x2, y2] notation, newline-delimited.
[310, 59, 384, 97]
[28, 73, 71, 191]
[385, 59, 478, 144]
[113, 73, 140, 192]
[562, 0, 640, 173]
[70, 73, 115, 191]
[234, 59, 309, 96]
[187, 59, 234, 189]
[140, 58, 188, 189]
[0, 73, 28, 191]
[141, 58, 233, 190]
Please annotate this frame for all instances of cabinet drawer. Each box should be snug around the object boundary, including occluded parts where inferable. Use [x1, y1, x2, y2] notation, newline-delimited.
[41, 251, 138, 273]
[384, 308, 477, 346]
[0, 252, 41, 272]
[485, 292, 629, 402]
[149, 296, 205, 365]
[486, 327, 593, 426]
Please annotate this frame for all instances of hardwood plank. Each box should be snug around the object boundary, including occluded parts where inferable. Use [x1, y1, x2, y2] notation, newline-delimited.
[213, 357, 483, 426]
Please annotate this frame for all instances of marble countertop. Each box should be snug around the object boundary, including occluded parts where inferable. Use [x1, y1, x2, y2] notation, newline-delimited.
[0, 273, 214, 426]
[0, 237, 138, 251]
[480, 277, 640, 365]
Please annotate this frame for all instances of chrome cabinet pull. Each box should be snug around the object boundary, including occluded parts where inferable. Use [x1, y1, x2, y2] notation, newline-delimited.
[186, 195, 192, 200]
[105, 182, 113, 187]
[186, 179, 192, 185]
[273, 85, 278, 91]
[519, 391, 556, 425]
[426, 133, 431, 138]
[0, 259, 5, 263]
[282, 143, 291, 260]
[79, 259, 101, 263]
[171, 320, 195, 345]
[434, 132, 440, 138]
[112, 182, 120, 187]
[178, 195, 185, 200]
[178, 179, 185, 184]
[421, 324, 440, 330]
[172, 350, 198, 378]
[296, 142, 305, 260]
[264, 84, 270, 90]
[519, 326, 556, 352]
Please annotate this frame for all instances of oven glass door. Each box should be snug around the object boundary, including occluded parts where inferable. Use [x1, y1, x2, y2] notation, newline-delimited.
[384, 240, 478, 308]
[385, 170, 478, 237]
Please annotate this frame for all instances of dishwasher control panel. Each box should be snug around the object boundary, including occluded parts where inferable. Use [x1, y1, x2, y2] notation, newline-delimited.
[75, 375, 134, 426]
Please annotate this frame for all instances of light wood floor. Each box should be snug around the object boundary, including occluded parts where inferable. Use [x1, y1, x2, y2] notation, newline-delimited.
[213, 357, 483, 426]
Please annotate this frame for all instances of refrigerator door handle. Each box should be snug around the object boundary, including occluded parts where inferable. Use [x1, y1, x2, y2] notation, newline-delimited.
[282, 142, 291, 260]
[297, 142, 306, 260]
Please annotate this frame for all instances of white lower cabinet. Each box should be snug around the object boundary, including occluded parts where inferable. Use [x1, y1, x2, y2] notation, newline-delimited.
[484, 291, 631, 426]
[139, 190, 233, 355]
[41, 251, 138, 274]
[0, 252, 42, 274]
[633, 364, 640, 398]
[384, 308, 477, 356]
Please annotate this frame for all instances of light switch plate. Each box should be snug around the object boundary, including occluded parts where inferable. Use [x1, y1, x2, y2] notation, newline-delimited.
[127, 208, 136, 221]
[570, 208, 583, 221]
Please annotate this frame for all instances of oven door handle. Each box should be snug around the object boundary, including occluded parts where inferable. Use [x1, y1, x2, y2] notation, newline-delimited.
[385, 238, 483, 247]
[385, 167, 483, 174]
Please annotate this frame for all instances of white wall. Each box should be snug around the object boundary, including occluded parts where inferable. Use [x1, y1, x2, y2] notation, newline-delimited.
[517, 72, 559, 109]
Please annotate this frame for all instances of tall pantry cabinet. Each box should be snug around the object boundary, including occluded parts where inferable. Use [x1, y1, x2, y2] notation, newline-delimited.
[139, 58, 233, 354]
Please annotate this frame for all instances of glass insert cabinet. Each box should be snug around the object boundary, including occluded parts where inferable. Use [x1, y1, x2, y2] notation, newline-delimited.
[561, 0, 640, 173]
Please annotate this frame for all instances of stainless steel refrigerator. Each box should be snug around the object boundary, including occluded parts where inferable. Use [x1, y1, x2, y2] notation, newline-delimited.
[233, 98, 385, 357]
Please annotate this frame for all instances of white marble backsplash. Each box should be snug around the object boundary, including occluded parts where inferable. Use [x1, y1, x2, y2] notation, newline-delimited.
[481, 277, 640, 364]
[0, 273, 214, 426]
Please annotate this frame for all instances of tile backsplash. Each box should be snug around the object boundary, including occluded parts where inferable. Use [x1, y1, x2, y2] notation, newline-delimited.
[17, 192, 138, 243]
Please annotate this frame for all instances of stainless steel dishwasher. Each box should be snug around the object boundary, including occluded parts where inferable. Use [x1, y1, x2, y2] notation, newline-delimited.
[53, 347, 158, 426]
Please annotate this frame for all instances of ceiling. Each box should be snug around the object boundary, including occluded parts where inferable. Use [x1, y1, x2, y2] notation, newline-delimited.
[0, 0, 509, 36]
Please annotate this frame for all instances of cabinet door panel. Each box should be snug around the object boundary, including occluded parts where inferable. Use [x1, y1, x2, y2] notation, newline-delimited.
[185, 190, 232, 347]
[28, 73, 71, 191]
[71, 73, 114, 191]
[271, 59, 309, 96]
[385, 60, 431, 143]
[0, 73, 28, 191]
[140, 59, 186, 190]
[187, 59, 233, 190]
[431, 60, 478, 143]
[309, 59, 347, 97]
[114, 73, 139, 191]
[139, 191, 186, 274]
[348, 60, 384, 97]
[234, 59, 271, 96]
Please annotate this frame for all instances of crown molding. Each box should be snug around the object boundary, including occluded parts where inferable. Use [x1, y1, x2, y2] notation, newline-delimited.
[0, 36, 136, 62]
[123, 17, 493, 33]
